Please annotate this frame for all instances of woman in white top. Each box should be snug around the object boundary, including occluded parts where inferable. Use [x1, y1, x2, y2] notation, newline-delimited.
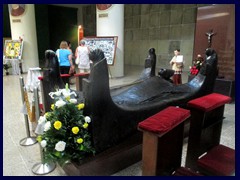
[75, 40, 90, 73]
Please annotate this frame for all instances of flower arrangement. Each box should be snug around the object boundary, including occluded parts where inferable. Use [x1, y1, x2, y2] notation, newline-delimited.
[4, 40, 22, 59]
[36, 84, 95, 165]
[189, 54, 204, 75]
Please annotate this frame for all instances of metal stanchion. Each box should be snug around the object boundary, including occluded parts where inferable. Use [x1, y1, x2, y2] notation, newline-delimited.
[33, 87, 40, 121]
[32, 87, 56, 175]
[19, 76, 37, 146]
[32, 146, 56, 175]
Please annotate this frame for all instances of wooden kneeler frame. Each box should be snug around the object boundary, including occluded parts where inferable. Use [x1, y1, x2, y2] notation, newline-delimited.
[138, 106, 190, 176]
[185, 93, 234, 175]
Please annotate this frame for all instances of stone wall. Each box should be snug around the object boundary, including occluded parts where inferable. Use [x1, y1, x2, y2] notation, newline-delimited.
[124, 4, 209, 71]
[82, 4, 210, 71]
[82, 5, 96, 37]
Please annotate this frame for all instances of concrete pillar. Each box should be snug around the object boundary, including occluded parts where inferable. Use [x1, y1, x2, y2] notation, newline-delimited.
[96, 4, 124, 78]
[9, 4, 39, 72]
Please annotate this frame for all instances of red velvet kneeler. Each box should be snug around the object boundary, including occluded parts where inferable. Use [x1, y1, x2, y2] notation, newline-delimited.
[138, 106, 190, 176]
[185, 93, 233, 175]
[187, 93, 231, 112]
[138, 106, 190, 134]
[172, 167, 203, 176]
[197, 144, 235, 176]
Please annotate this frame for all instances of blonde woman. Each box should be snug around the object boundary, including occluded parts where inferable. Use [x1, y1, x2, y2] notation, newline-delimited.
[56, 41, 74, 84]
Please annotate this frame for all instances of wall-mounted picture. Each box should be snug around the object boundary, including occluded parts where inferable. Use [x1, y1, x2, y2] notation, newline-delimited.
[3, 40, 24, 60]
[83, 36, 118, 65]
[8, 4, 26, 17]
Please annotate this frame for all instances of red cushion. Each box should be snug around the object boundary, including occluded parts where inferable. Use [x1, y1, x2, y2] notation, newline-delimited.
[138, 106, 190, 134]
[38, 76, 43, 80]
[74, 73, 90, 77]
[172, 167, 203, 176]
[61, 74, 71, 77]
[197, 144, 235, 176]
[187, 93, 231, 112]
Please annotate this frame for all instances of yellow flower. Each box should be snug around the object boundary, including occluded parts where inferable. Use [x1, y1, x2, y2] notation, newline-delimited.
[77, 138, 83, 144]
[83, 123, 88, 129]
[77, 103, 85, 110]
[54, 121, 62, 130]
[72, 127, 79, 134]
[36, 135, 42, 142]
[14, 43, 20, 47]
[51, 104, 55, 110]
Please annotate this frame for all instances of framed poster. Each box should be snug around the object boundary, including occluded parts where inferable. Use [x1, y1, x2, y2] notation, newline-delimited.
[83, 36, 118, 65]
[3, 40, 24, 60]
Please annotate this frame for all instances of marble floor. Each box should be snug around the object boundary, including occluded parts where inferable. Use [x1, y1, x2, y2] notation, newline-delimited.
[3, 65, 235, 176]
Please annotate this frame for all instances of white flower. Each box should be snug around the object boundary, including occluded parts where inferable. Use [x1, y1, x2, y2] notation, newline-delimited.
[55, 99, 66, 108]
[44, 121, 51, 131]
[69, 98, 77, 104]
[84, 116, 91, 123]
[55, 141, 66, 152]
[55, 90, 62, 96]
[38, 116, 46, 124]
[61, 89, 77, 98]
[40, 140, 47, 148]
[61, 89, 71, 97]
[49, 90, 62, 99]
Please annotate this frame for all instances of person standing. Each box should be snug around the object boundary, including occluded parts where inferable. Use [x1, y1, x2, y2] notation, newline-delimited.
[169, 49, 184, 85]
[66, 41, 76, 76]
[56, 41, 74, 84]
[67, 41, 73, 55]
[75, 40, 90, 73]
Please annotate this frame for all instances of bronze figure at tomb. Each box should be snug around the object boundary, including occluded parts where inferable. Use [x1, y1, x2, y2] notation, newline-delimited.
[41, 47, 218, 153]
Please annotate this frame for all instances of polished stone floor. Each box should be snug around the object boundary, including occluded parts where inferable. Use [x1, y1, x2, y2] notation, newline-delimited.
[3, 65, 235, 176]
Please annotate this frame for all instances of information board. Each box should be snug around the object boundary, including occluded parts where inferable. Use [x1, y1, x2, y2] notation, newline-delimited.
[83, 36, 118, 65]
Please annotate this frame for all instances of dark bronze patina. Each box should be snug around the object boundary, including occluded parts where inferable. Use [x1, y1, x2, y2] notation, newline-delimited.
[83, 48, 218, 152]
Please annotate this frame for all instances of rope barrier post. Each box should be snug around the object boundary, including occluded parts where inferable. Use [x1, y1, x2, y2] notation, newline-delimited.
[32, 145, 56, 175]
[19, 76, 37, 146]
[31, 86, 56, 175]
[33, 87, 40, 121]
